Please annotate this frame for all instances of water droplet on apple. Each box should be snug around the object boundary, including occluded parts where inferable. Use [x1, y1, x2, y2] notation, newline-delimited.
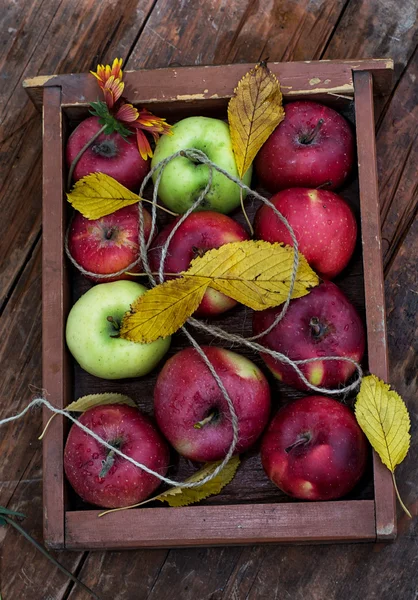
[344, 324, 349, 331]
[327, 220, 332, 225]
[92, 453, 99, 460]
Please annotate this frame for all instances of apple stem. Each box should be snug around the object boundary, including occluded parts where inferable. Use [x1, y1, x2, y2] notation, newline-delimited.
[309, 317, 322, 337]
[107, 316, 120, 330]
[67, 124, 107, 190]
[301, 118, 324, 145]
[285, 433, 311, 453]
[194, 412, 216, 429]
[316, 180, 332, 190]
[99, 449, 115, 478]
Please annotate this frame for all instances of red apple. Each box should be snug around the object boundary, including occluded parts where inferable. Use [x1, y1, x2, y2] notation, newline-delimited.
[68, 204, 152, 282]
[252, 281, 365, 391]
[154, 346, 271, 462]
[66, 116, 150, 190]
[148, 211, 249, 316]
[255, 101, 354, 192]
[254, 188, 357, 279]
[261, 395, 368, 500]
[64, 404, 170, 509]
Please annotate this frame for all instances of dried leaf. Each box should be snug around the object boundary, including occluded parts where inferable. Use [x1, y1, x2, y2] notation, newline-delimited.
[99, 456, 240, 516]
[228, 61, 285, 178]
[39, 393, 136, 440]
[355, 374, 411, 517]
[156, 455, 240, 507]
[67, 172, 139, 219]
[186, 240, 319, 310]
[120, 276, 210, 343]
[66, 393, 136, 412]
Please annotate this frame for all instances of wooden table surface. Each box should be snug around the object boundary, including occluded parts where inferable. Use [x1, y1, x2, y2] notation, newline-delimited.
[0, 1, 417, 598]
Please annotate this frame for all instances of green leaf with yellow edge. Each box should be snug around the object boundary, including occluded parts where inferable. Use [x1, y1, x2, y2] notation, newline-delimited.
[39, 393, 136, 440]
[120, 276, 210, 343]
[99, 456, 240, 517]
[228, 61, 285, 179]
[355, 374, 411, 517]
[156, 455, 240, 507]
[67, 172, 139, 219]
[66, 393, 136, 412]
[185, 240, 319, 311]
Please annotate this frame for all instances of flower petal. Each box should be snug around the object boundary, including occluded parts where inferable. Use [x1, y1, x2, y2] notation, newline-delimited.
[103, 76, 125, 109]
[136, 130, 153, 160]
[111, 58, 123, 80]
[115, 102, 139, 123]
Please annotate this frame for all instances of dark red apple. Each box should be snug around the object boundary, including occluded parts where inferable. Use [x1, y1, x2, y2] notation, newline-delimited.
[68, 204, 152, 282]
[261, 395, 368, 500]
[154, 346, 271, 462]
[148, 211, 249, 316]
[252, 281, 365, 391]
[254, 188, 357, 279]
[66, 116, 150, 190]
[255, 101, 354, 192]
[64, 404, 170, 509]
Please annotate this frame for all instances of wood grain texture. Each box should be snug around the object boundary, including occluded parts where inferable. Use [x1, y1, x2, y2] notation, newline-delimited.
[353, 71, 396, 539]
[378, 49, 418, 273]
[65, 501, 376, 549]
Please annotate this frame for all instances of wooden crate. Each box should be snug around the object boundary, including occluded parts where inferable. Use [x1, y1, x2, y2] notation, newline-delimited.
[24, 59, 396, 550]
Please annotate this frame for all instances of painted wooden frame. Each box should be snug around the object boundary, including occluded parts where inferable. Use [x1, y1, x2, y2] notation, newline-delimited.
[24, 58, 395, 550]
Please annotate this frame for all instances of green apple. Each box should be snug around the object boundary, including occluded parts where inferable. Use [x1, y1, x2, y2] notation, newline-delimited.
[66, 281, 170, 379]
[151, 116, 252, 214]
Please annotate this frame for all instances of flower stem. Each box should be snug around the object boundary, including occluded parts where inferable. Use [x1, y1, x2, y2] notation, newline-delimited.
[391, 471, 412, 518]
[2, 515, 102, 600]
[67, 125, 107, 191]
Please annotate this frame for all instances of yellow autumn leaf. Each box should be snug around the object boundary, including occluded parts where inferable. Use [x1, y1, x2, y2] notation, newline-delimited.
[228, 61, 285, 178]
[39, 393, 136, 440]
[67, 172, 139, 219]
[186, 240, 319, 310]
[120, 276, 210, 343]
[99, 456, 240, 516]
[355, 374, 411, 517]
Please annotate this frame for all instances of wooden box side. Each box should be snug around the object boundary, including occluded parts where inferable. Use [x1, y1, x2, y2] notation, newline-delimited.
[24, 58, 394, 111]
[64, 501, 376, 550]
[42, 86, 69, 549]
[353, 70, 396, 540]
[35, 60, 394, 549]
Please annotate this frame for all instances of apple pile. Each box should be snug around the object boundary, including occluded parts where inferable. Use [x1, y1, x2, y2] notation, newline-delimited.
[63, 94, 369, 508]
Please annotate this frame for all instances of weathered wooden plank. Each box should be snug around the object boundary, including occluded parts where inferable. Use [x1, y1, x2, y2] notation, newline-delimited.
[128, 0, 348, 67]
[0, 243, 42, 507]
[353, 70, 395, 540]
[322, 0, 417, 117]
[0, 456, 91, 600]
[378, 49, 418, 272]
[65, 501, 376, 549]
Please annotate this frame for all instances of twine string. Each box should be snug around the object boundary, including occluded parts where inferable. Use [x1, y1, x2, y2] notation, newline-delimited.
[3, 148, 364, 496]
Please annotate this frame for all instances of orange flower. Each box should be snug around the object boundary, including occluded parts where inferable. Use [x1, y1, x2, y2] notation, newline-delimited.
[90, 59, 173, 158]
[91, 58, 123, 88]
